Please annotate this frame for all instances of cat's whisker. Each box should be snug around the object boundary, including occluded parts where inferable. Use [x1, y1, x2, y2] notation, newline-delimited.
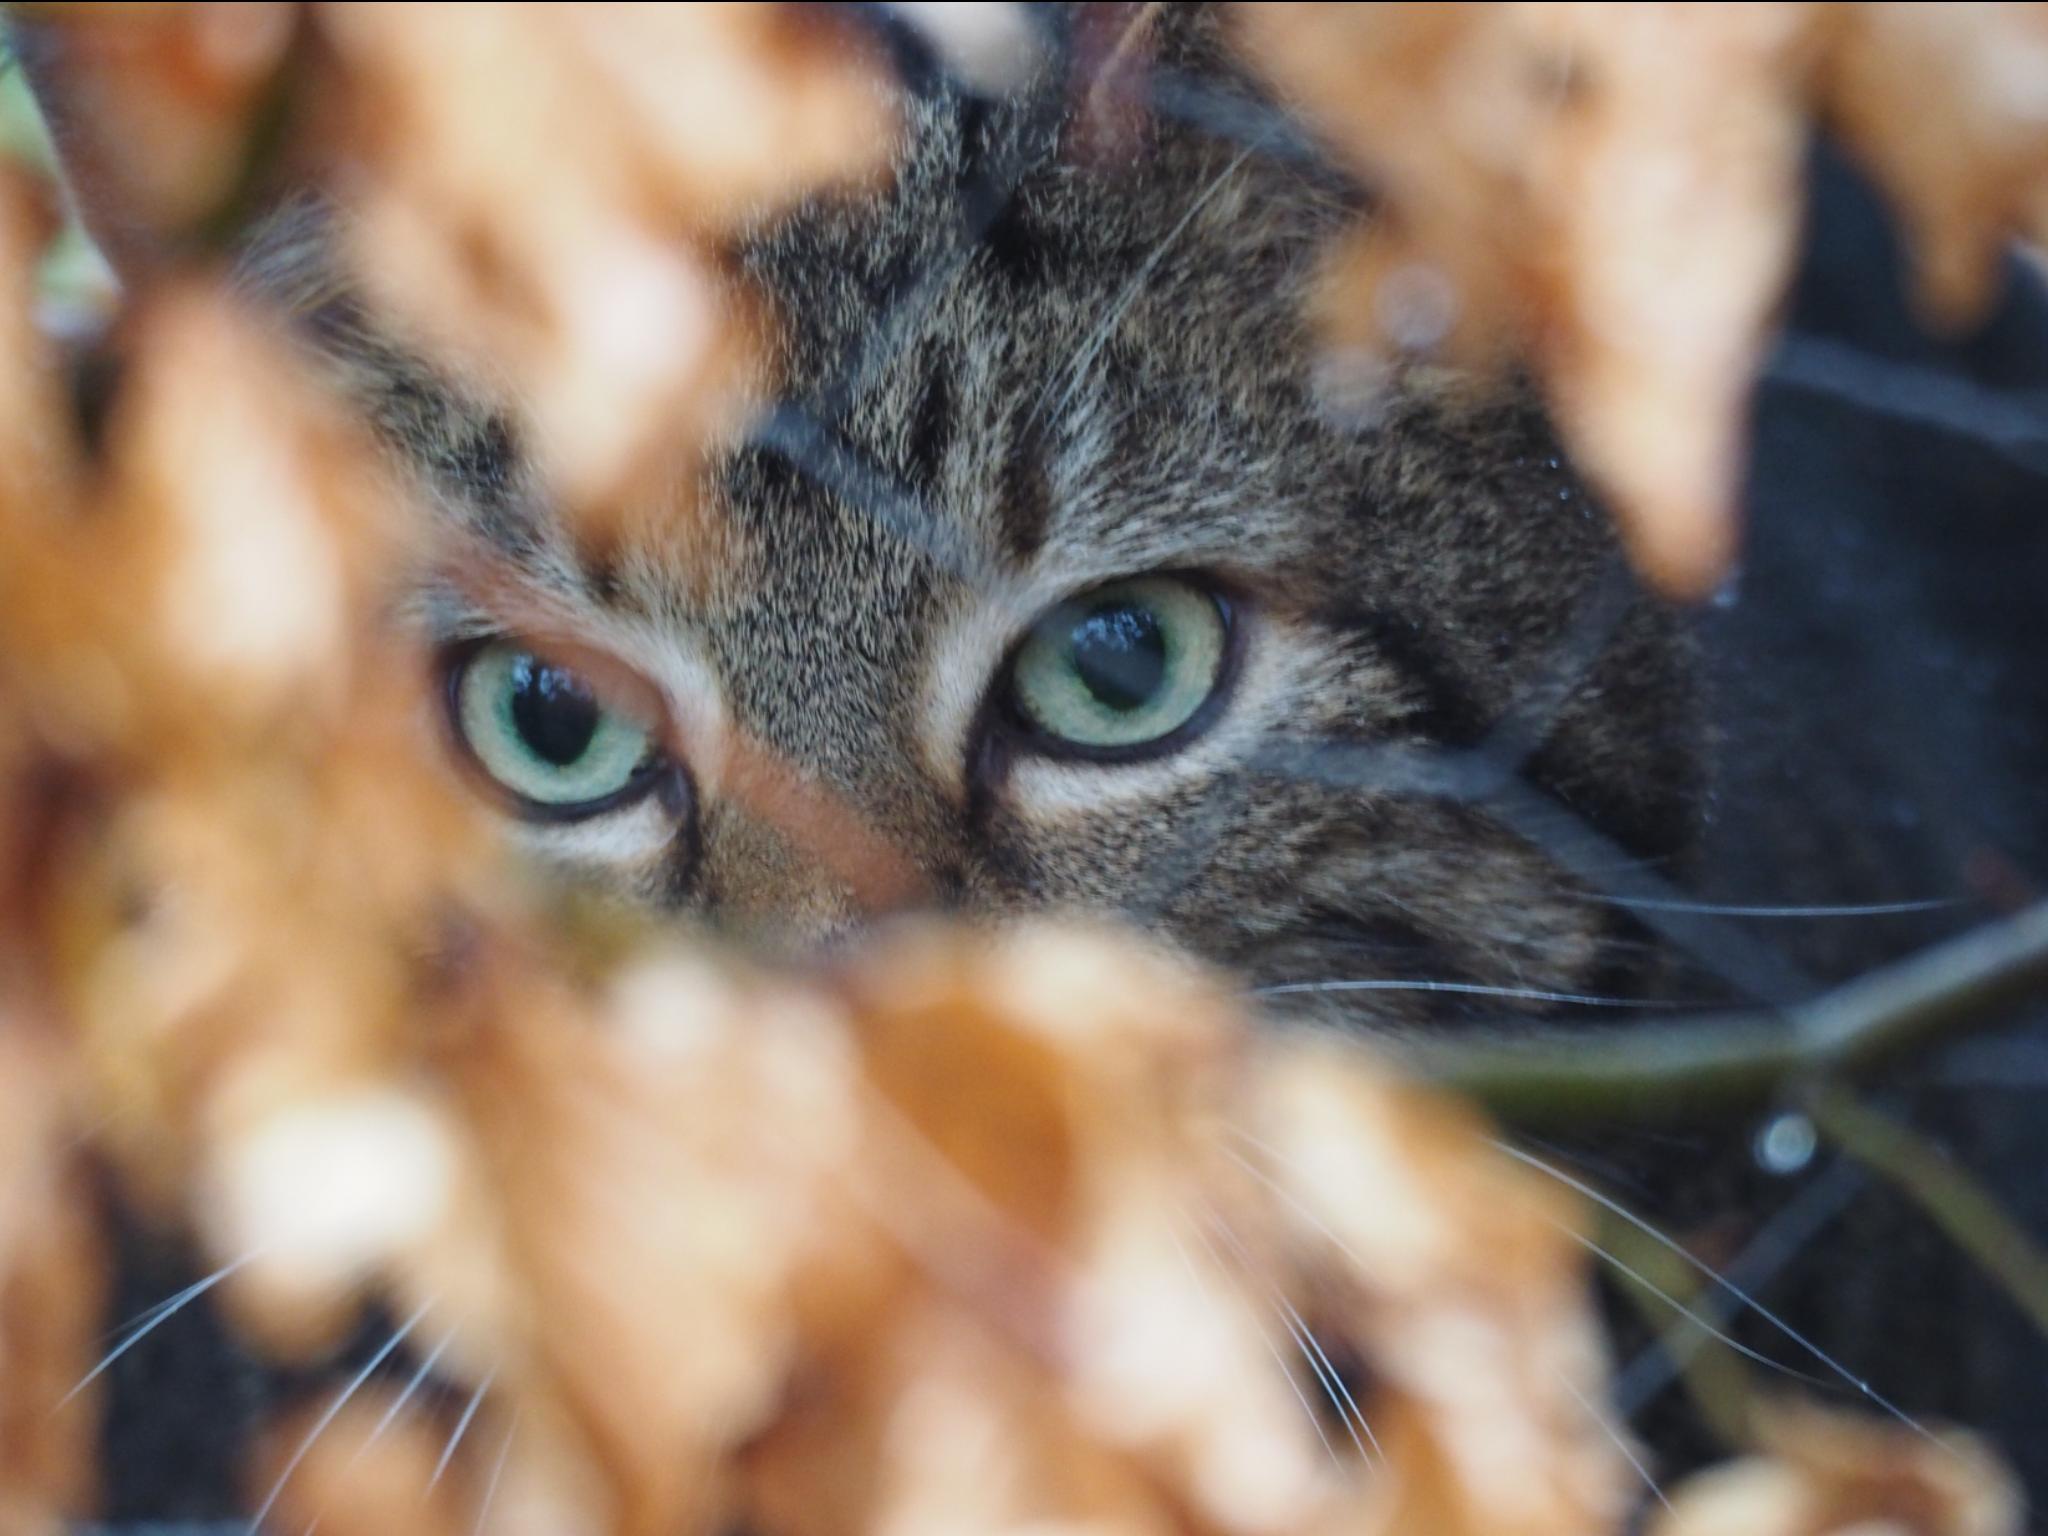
[300, 1328, 459, 1536]
[367, 1328, 457, 1454]
[1215, 1137, 1373, 1279]
[1269, 1286, 1381, 1465]
[1274, 1305, 1377, 1467]
[1595, 895, 1960, 920]
[62, 1246, 267, 1408]
[1555, 1369, 1671, 1514]
[469, 1411, 521, 1536]
[427, 1365, 498, 1493]
[1254, 978, 1687, 1009]
[248, 1299, 434, 1534]
[1494, 1143, 1939, 1444]
[1225, 1127, 1904, 1432]
[1173, 1199, 1347, 1472]
[1372, 886, 1639, 980]
[1186, 1195, 1380, 1467]
[1560, 1224, 1828, 1390]
[1029, 144, 1258, 434]
[1613, 1158, 1866, 1418]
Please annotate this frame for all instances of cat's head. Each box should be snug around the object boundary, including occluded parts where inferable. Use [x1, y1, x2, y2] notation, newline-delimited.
[31, 8, 1709, 1030]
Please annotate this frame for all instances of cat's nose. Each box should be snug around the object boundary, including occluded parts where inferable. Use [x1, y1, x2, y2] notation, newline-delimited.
[689, 796, 928, 960]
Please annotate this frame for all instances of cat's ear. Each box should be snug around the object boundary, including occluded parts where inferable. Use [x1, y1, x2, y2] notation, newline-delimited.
[6, 8, 295, 281]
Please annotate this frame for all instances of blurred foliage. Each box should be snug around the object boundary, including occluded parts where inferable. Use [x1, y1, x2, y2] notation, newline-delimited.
[0, 45, 114, 333]
[0, 7, 2039, 1535]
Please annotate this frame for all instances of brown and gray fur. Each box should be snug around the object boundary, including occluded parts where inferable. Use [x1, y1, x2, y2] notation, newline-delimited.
[19, 2, 2048, 1519]
[269, 24, 1704, 1029]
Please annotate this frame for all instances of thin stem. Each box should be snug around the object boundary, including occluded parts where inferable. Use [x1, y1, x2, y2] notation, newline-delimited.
[1403, 901, 2048, 1122]
[1808, 1087, 2048, 1343]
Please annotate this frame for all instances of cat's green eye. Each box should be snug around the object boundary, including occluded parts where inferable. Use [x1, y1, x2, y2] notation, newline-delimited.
[450, 643, 661, 818]
[1007, 575, 1230, 755]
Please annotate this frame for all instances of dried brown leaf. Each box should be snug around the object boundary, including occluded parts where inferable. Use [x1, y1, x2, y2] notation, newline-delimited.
[0, 1028, 104, 1536]
[10, 2, 300, 267]
[1820, 4, 2048, 324]
[314, 1, 897, 513]
[0, 290, 497, 1355]
[414, 944, 877, 1536]
[4, 10, 2035, 1533]
[1234, 2, 2048, 598]
[1234, 2, 1811, 598]
[1653, 1404, 2022, 1536]
[246, 1389, 472, 1536]
[0, 165, 74, 506]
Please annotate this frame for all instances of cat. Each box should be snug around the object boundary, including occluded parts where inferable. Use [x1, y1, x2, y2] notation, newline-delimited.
[17, 3, 2048, 1522]
[285, 29, 1703, 1015]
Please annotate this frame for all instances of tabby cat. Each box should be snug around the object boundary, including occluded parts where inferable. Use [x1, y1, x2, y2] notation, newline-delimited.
[19, 4, 2048, 1521]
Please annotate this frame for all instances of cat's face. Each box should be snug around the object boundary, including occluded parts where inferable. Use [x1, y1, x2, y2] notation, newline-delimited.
[320, 72, 1703, 1029]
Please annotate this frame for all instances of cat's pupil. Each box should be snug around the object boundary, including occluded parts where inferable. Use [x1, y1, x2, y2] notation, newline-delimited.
[509, 655, 600, 766]
[1070, 603, 1166, 712]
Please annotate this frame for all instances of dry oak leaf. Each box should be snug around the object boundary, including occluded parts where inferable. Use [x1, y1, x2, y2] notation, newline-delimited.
[395, 943, 880, 1536]
[8, 1, 300, 268]
[196, 924, 1630, 1536]
[0, 1026, 105, 1536]
[1818, 4, 2048, 326]
[14, 3, 900, 527]
[0, 198, 104, 1534]
[249, 1388, 614, 1536]
[1233, 2, 2048, 600]
[741, 922, 1634, 1536]
[0, 289, 500, 1355]
[0, 163, 77, 504]
[1245, 1039, 1625, 1536]
[1651, 1403, 2022, 1536]
[314, 1, 900, 514]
